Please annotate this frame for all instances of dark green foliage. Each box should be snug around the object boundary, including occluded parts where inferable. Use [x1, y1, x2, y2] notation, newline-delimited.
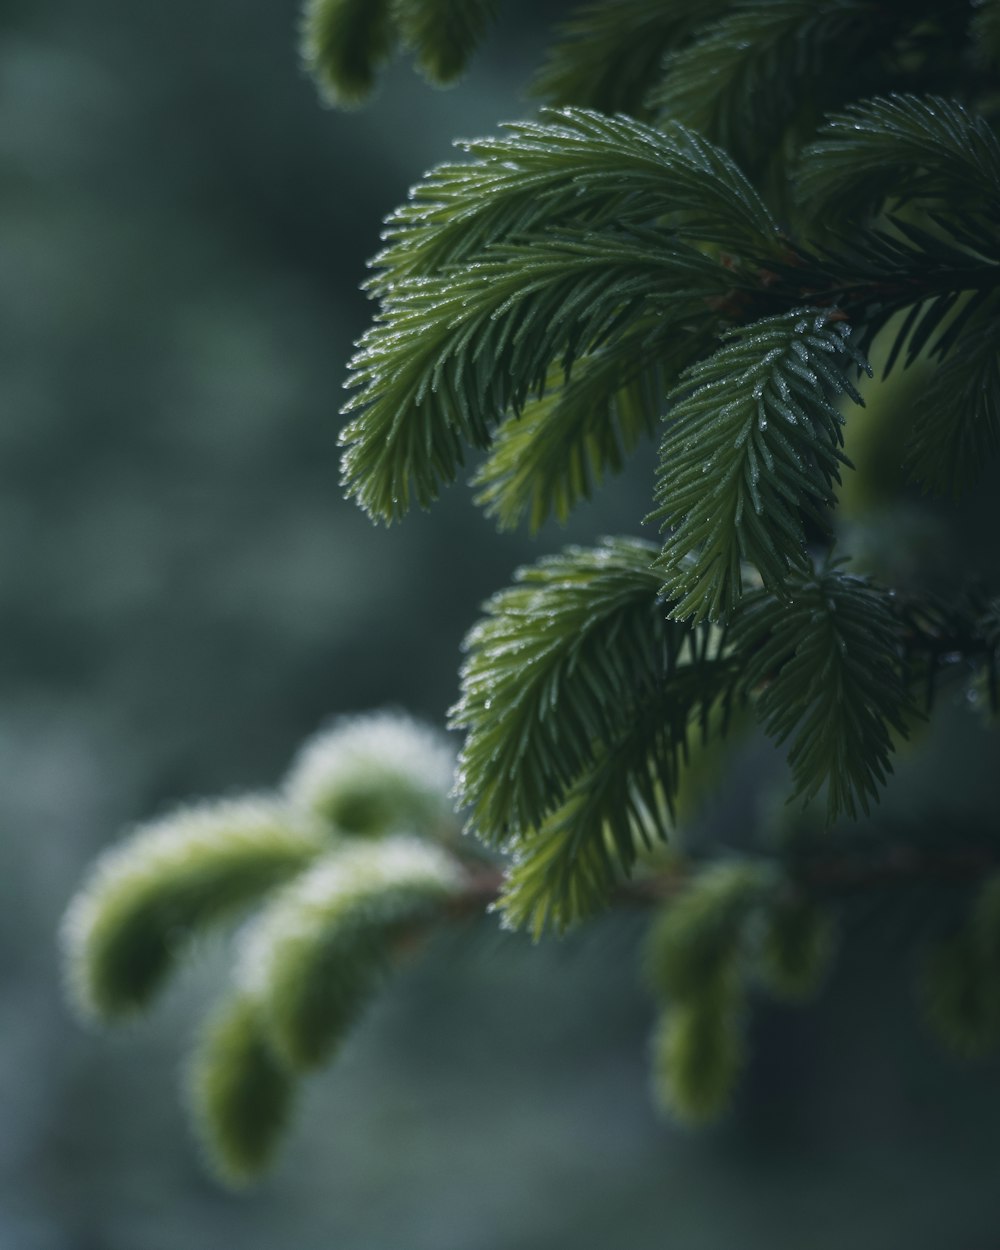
[905, 296, 1000, 494]
[342, 230, 731, 521]
[189, 996, 296, 1184]
[796, 95, 1000, 225]
[799, 213, 1000, 369]
[532, 0, 729, 117]
[452, 538, 728, 842]
[62, 0, 1000, 1180]
[495, 709, 685, 936]
[732, 567, 913, 820]
[652, 310, 869, 623]
[301, 0, 397, 107]
[369, 109, 778, 296]
[453, 539, 743, 931]
[342, 108, 781, 522]
[647, 0, 883, 177]
[472, 337, 672, 532]
[392, 0, 498, 84]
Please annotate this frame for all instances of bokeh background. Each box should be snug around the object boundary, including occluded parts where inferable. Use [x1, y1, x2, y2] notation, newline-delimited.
[3, 2, 1000, 1246]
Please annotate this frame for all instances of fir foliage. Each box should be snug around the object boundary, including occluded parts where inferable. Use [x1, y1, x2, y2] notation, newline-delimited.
[645, 862, 777, 1003]
[301, 0, 397, 108]
[904, 296, 1000, 495]
[650, 1000, 745, 1124]
[342, 230, 732, 520]
[755, 893, 836, 1001]
[368, 109, 778, 296]
[189, 995, 297, 1185]
[731, 566, 913, 821]
[237, 838, 462, 1069]
[531, 0, 727, 118]
[284, 711, 457, 839]
[452, 539, 732, 839]
[62, 713, 467, 1180]
[646, 0, 886, 177]
[392, 0, 498, 85]
[651, 310, 869, 623]
[342, 108, 780, 522]
[62, 0, 1000, 1179]
[471, 337, 672, 532]
[62, 799, 325, 1020]
[795, 94, 1000, 225]
[919, 931, 1000, 1059]
[495, 707, 686, 936]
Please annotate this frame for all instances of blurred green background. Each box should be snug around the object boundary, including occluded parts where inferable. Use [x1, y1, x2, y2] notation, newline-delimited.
[3, 2, 1000, 1246]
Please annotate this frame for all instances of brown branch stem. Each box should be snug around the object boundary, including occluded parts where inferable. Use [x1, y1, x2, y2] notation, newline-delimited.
[447, 842, 1000, 921]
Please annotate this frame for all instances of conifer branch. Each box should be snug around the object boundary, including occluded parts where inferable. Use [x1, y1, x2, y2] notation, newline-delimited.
[904, 297, 1000, 495]
[62, 800, 326, 1020]
[188, 994, 296, 1185]
[342, 230, 733, 521]
[392, 0, 499, 85]
[647, 0, 885, 175]
[473, 319, 716, 532]
[652, 310, 869, 623]
[531, 0, 730, 117]
[796, 94, 1000, 225]
[237, 838, 462, 1069]
[302, 0, 397, 108]
[731, 566, 913, 821]
[451, 538, 726, 844]
[368, 107, 779, 294]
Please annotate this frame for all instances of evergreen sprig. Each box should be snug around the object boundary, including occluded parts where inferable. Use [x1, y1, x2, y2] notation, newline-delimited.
[473, 319, 714, 532]
[342, 229, 733, 520]
[62, 0, 1000, 1182]
[62, 713, 467, 1182]
[732, 566, 913, 820]
[189, 995, 297, 1185]
[301, 0, 397, 108]
[645, 862, 775, 1121]
[237, 838, 462, 1069]
[452, 538, 724, 844]
[531, 0, 727, 117]
[300, 0, 497, 105]
[646, 861, 777, 1003]
[796, 94, 1000, 226]
[652, 310, 869, 623]
[392, 0, 499, 85]
[496, 693, 698, 936]
[755, 892, 836, 1000]
[647, 0, 883, 176]
[369, 108, 779, 296]
[62, 799, 325, 1020]
[905, 296, 1000, 494]
[453, 539, 742, 932]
